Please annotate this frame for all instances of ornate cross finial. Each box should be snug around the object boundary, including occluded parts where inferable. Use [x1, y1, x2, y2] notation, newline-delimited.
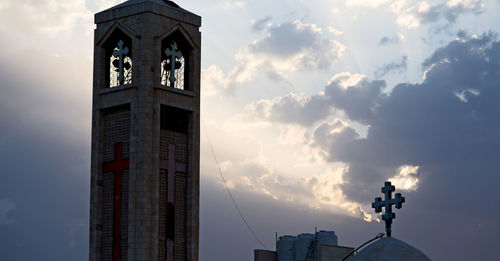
[164, 41, 183, 87]
[372, 181, 405, 237]
[112, 40, 130, 84]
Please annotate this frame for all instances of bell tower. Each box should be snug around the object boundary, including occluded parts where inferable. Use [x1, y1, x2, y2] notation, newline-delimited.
[89, 1, 201, 260]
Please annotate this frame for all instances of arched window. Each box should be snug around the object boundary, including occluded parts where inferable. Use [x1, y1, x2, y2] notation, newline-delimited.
[161, 30, 191, 90]
[104, 29, 133, 88]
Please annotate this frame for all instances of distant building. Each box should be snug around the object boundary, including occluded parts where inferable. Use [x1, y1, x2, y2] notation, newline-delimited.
[254, 230, 354, 261]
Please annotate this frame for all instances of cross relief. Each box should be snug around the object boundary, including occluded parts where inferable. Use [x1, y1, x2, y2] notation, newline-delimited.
[160, 144, 187, 261]
[103, 143, 129, 261]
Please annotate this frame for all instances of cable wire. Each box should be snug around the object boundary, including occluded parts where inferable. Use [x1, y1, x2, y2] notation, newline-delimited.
[342, 233, 385, 261]
[202, 121, 268, 250]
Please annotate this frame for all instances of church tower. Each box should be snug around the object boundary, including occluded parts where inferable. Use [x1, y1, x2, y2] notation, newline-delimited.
[89, 1, 201, 260]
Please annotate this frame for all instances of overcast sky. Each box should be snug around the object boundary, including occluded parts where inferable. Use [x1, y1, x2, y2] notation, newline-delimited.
[1, 0, 500, 260]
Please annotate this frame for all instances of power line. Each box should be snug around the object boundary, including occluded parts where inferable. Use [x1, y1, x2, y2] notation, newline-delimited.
[202, 121, 268, 250]
[342, 233, 385, 261]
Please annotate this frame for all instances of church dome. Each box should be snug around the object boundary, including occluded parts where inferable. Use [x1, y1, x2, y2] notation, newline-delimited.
[350, 237, 431, 261]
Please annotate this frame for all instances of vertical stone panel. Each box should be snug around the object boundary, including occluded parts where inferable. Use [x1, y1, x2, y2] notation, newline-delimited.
[120, 170, 129, 260]
[102, 172, 114, 261]
[159, 107, 188, 261]
[160, 130, 188, 161]
[159, 169, 167, 260]
[103, 108, 130, 162]
[174, 174, 186, 261]
[101, 107, 130, 261]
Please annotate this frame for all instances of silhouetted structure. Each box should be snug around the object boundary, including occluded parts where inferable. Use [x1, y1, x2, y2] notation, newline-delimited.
[89, 1, 201, 260]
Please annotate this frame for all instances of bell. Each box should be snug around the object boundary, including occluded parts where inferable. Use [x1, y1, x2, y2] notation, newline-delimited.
[175, 61, 182, 69]
[163, 60, 171, 70]
[112, 59, 120, 68]
[124, 62, 131, 70]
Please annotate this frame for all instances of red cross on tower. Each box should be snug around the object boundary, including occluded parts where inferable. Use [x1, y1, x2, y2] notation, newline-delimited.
[103, 143, 129, 261]
[160, 144, 187, 261]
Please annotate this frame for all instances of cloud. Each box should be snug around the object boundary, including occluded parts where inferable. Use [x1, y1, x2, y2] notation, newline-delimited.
[243, 93, 326, 126]
[346, 0, 392, 8]
[0, 0, 92, 36]
[224, 34, 500, 259]
[443, 0, 483, 22]
[240, 32, 500, 234]
[0, 50, 92, 139]
[214, 144, 374, 221]
[202, 65, 233, 96]
[330, 34, 500, 208]
[327, 26, 344, 36]
[374, 55, 408, 79]
[202, 20, 345, 95]
[96, 0, 122, 10]
[243, 72, 384, 125]
[224, 1, 246, 9]
[378, 33, 405, 45]
[394, 0, 484, 28]
[389, 165, 420, 191]
[244, 20, 346, 71]
[251, 16, 272, 32]
[0, 47, 91, 260]
[347, 0, 484, 29]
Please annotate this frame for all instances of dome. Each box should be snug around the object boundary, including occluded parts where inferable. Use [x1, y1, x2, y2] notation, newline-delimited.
[350, 237, 431, 261]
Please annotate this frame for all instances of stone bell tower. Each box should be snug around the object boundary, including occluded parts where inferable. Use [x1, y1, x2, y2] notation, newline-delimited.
[89, 1, 201, 260]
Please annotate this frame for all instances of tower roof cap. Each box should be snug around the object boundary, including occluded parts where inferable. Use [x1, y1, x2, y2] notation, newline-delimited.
[107, 0, 180, 10]
[95, 0, 201, 27]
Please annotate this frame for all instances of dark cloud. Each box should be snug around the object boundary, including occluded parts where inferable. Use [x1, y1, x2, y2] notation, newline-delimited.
[378, 35, 401, 45]
[374, 55, 408, 79]
[252, 16, 272, 32]
[245, 73, 385, 125]
[246, 32, 500, 259]
[246, 20, 345, 70]
[343, 33, 500, 259]
[0, 49, 91, 260]
[378, 36, 394, 45]
[204, 20, 345, 96]
[441, 0, 483, 23]
[249, 21, 317, 57]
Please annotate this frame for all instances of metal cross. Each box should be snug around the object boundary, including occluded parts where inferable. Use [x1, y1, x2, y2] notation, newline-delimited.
[112, 40, 129, 84]
[372, 181, 405, 237]
[164, 42, 183, 87]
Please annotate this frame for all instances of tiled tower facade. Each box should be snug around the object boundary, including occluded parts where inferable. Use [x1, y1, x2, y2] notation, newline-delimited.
[89, 1, 200, 260]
